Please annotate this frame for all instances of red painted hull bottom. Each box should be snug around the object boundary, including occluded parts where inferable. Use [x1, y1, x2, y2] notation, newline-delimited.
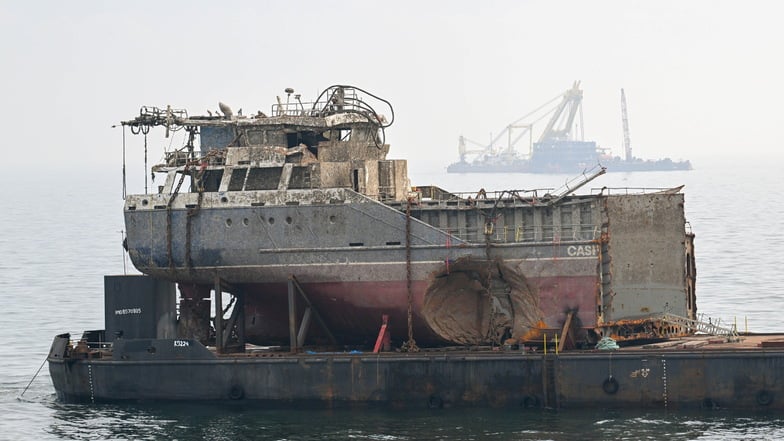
[178, 274, 599, 347]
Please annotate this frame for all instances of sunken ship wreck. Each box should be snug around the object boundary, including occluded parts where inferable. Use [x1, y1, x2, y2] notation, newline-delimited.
[48, 85, 781, 409]
[119, 85, 696, 348]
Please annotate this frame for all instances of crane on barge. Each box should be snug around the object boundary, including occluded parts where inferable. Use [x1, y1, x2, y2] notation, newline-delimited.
[447, 82, 692, 173]
[447, 82, 592, 172]
[536, 81, 585, 145]
[456, 82, 587, 163]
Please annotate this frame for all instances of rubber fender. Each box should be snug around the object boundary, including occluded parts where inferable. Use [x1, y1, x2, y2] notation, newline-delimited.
[522, 395, 540, 408]
[702, 397, 718, 409]
[757, 390, 773, 406]
[228, 385, 244, 400]
[602, 376, 619, 395]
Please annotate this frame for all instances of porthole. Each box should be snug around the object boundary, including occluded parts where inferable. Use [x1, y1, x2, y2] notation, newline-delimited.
[285, 216, 293, 224]
[268, 217, 275, 225]
[225, 218, 232, 227]
[329, 215, 336, 224]
[242, 218, 249, 226]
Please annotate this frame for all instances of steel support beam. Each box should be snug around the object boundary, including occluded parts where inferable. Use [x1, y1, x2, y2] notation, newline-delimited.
[290, 275, 337, 345]
[288, 278, 298, 353]
[296, 307, 313, 348]
[236, 292, 245, 348]
[214, 276, 224, 354]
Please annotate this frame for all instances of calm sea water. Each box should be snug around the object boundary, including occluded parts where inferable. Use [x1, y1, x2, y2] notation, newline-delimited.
[1, 156, 783, 440]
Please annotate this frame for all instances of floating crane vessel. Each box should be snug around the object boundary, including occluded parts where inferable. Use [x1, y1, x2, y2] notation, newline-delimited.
[447, 82, 692, 174]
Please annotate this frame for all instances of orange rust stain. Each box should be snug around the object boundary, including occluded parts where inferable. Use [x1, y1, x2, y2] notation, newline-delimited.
[519, 319, 548, 341]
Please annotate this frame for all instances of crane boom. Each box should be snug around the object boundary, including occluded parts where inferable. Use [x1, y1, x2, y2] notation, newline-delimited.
[538, 81, 584, 143]
[621, 88, 632, 161]
[456, 81, 588, 163]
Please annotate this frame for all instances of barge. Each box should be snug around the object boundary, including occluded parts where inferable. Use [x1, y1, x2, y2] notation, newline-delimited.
[48, 328, 784, 409]
[48, 85, 778, 408]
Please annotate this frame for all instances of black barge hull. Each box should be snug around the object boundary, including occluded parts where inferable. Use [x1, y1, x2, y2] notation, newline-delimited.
[48, 335, 784, 409]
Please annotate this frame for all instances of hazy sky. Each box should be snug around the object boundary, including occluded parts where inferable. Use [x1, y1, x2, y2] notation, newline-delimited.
[2, 1, 782, 174]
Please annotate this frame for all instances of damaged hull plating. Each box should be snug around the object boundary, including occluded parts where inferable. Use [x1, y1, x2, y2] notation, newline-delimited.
[126, 186, 696, 346]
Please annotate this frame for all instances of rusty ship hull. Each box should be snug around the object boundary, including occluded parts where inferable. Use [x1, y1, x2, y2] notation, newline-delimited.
[126, 186, 695, 347]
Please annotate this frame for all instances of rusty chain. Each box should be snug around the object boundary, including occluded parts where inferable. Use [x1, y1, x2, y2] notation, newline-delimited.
[165, 149, 221, 273]
[166, 166, 188, 272]
[185, 164, 205, 271]
[483, 221, 499, 345]
[401, 196, 419, 352]
[480, 190, 506, 345]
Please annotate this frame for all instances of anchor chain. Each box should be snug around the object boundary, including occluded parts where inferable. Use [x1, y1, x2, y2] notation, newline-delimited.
[481, 191, 503, 345]
[166, 164, 189, 272]
[144, 132, 148, 194]
[167, 150, 213, 273]
[401, 196, 419, 352]
[483, 224, 502, 345]
[185, 162, 206, 271]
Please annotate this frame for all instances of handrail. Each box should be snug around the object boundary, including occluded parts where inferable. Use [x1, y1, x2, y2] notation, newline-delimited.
[590, 186, 685, 195]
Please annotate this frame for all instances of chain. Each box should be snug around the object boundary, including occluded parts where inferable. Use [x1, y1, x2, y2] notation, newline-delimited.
[185, 164, 205, 271]
[166, 165, 188, 272]
[144, 133, 148, 194]
[401, 197, 419, 352]
[483, 230, 498, 344]
[165, 153, 211, 273]
[481, 193, 503, 345]
[122, 126, 127, 199]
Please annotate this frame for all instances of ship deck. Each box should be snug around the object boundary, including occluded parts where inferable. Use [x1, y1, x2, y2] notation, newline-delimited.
[206, 333, 783, 359]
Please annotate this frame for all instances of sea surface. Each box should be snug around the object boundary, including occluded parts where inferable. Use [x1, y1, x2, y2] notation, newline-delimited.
[1, 156, 783, 440]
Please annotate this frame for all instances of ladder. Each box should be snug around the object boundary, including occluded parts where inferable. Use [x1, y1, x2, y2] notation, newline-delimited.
[659, 313, 740, 342]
